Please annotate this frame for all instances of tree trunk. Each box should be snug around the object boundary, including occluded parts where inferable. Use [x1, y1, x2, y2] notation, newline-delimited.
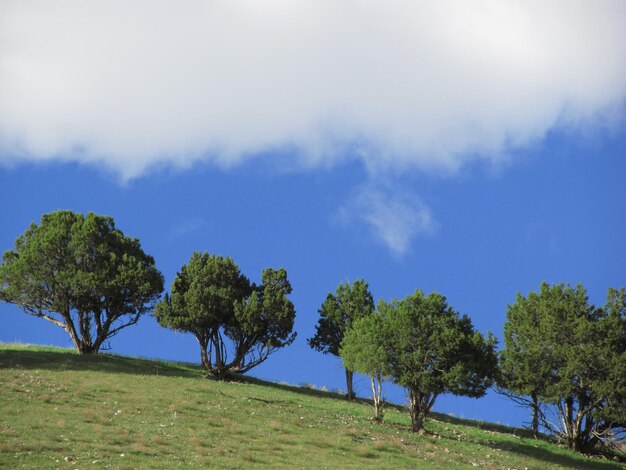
[409, 402, 425, 433]
[345, 368, 355, 400]
[213, 331, 225, 371]
[63, 311, 88, 354]
[408, 388, 428, 433]
[563, 397, 575, 450]
[92, 333, 106, 353]
[531, 392, 539, 436]
[370, 375, 384, 422]
[69, 331, 97, 354]
[554, 396, 598, 453]
[76, 342, 87, 354]
[197, 335, 211, 370]
[78, 312, 93, 349]
[206, 330, 228, 379]
[567, 397, 575, 450]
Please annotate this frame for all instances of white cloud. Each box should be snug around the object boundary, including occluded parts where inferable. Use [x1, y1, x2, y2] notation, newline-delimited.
[165, 217, 205, 241]
[339, 185, 437, 256]
[0, 0, 625, 181]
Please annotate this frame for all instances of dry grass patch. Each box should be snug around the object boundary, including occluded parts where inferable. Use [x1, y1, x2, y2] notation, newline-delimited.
[129, 441, 158, 456]
[355, 445, 380, 459]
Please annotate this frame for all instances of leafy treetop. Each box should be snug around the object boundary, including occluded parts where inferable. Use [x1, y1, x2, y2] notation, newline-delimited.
[0, 210, 164, 353]
[500, 282, 625, 452]
[308, 279, 375, 356]
[347, 290, 497, 433]
[154, 252, 296, 378]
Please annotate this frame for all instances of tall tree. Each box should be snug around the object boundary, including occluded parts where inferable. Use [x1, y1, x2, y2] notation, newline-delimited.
[499, 288, 553, 435]
[500, 282, 626, 452]
[378, 290, 497, 433]
[0, 211, 164, 353]
[340, 313, 389, 421]
[154, 252, 296, 379]
[308, 279, 374, 400]
[599, 288, 626, 442]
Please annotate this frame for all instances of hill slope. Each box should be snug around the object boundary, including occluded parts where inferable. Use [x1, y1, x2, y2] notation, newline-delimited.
[0, 344, 622, 469]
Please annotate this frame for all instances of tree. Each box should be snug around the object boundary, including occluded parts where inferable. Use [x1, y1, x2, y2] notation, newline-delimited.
[154, 252, 296, 379]
[499, 288, 553, 435]
[308, 279, 374, 400]
[377, 290, 497, 433]
[598, 288, 626, 445]
[0, 211, 164, 353]
[500, 282, 626, 453]
[340, 313, 389, 421]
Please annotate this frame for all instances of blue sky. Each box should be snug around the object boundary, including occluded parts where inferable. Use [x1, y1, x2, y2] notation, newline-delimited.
[1, 0, 626, 428]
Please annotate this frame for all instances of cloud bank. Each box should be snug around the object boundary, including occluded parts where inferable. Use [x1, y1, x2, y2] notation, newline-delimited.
[1, 1, 625, 255]
[1, 0, 625, 181]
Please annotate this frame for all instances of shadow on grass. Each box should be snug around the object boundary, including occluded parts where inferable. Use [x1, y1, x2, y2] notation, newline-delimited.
[430, 411, 623, 466]
[428, 411, 538, 439]
[237, 374, 358, 402]
[480, 438, 622, 470]
[0, 345, 204, 378]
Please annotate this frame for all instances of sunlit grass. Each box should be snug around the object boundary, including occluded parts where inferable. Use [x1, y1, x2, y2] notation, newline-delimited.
[0, 343, 622, 469]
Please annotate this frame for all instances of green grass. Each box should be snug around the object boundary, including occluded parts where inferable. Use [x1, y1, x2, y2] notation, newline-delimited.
[0, 343, 623, 469]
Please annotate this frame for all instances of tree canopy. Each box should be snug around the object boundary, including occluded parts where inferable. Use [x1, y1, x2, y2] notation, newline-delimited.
[0, 211, 164, 353]
[308, 279, 374, 399]
[344, 290, 497, 433]
[154, 252, 296, 378]
[498, 283, 558, 434]
[340, 313, 389, 421]
[500, 282, 626, 452]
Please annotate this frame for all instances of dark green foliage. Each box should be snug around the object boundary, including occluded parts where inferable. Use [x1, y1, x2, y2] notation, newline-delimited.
[345, 290, 497, 433]
[154, 252, 296, 378]
[0, 211, 164, 353]
[600, 288, 626, 428]
[308, 279, 375, 399]
[308, 279, 375, 356]
[500, 282, 626, 453]
[498, 285, 555, 434]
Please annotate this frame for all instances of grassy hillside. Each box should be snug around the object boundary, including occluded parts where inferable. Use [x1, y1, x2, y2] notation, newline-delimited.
[0, 344, 622, 469]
